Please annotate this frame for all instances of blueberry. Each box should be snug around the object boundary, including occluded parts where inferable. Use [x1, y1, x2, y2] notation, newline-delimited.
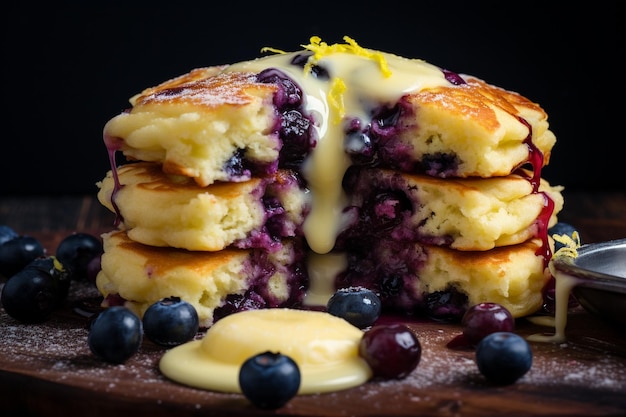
[442, 69, 466, 85]
[344, 131, 374, 162]
[548, 222, 580, 252]
[56, 233, 103, 281]
[425, 288, 469, 323]
[359, 324, 421, 379]
[0, 235, 45, 278]
[326, 287, 382, 329]
[142, 296, 199, 347]
[88, 306, 143, 364]
[475, 332, 532, 385]
[0, 257, 69, 323]
[0, 225, 18, 246]
[290, 53, 330, 80]
[462, 302, 515, 345]
[238, 351, 301, 409]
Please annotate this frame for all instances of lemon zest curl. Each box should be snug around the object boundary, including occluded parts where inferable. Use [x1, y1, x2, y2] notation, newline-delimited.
[552, 231, 581, 259]
[301, 36, 391, 77]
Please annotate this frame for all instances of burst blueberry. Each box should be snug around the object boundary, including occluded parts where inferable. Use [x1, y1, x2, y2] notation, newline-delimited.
[238, 351, 301, 409]
[142, 296, 199, 347]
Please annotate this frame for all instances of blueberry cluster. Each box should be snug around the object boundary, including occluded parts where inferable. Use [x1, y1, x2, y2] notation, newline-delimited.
[325, 283, 533, 386]
[88, 296, 200, 364]
[0, 226, 103, 323]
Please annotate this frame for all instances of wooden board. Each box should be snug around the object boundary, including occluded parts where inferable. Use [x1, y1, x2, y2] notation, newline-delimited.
[1, 284, 625, 416]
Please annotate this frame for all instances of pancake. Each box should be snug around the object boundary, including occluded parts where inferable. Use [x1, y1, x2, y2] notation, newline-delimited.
[103, 39, 556, 188]
[105, 70, 282, 187]
[394, 76, 555, 178]
[96, 162, 308, 252]
[98, 162, 563, 253]
[96, 230, 308, 328]
[341, 167, 564, 251]
[335, 238, 551, 319]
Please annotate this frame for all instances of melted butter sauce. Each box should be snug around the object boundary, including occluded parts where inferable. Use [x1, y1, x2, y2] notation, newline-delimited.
[160, 309, 371, 394]
[227, 51, 448, 254]
[527, 270, 582, 343]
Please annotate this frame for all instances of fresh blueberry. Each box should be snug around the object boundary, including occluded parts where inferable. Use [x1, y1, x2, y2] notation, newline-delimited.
[0, 235, 45, 278]
[548, 222, 580, 252]
[359, 324, 421, 379]
[56, 233, 103, 281]
[88, 306, 143, 364]
[238, 351, 301, 409]
[326, 287, 382, 329]
[462, 302, 515, 345]
[142, 296, 199, 347]
[475, 332, 533, 385]
[0, 225, 19, 246]
[0, 257, 70, 323]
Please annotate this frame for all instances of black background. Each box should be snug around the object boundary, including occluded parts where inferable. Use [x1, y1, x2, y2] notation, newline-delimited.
[1, 1, 622, 196]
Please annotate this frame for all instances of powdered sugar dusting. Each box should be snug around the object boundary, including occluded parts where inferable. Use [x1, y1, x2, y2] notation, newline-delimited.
[2, 280, 626, 413]
[137, 72, 272, 108]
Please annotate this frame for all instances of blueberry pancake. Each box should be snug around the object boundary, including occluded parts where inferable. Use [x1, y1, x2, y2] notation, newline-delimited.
[340, 167, 563, 251]
[334, 238, 552, 319]
[96, 231, 307, 328]
[98, 162, 563, 254]
[104, 37, 555, 187]
[96, 162, 308, 252]
[98, 36, 564, 322]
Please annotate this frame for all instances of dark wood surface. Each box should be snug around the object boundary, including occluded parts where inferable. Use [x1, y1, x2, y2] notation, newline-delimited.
[1, 191, 625, 417]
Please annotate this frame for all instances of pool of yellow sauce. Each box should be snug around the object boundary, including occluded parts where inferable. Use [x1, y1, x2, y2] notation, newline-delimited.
[159, 308, 372, 395]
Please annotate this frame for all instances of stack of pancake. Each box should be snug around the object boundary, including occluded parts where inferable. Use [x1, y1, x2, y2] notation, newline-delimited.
[96, 36, 563, 327]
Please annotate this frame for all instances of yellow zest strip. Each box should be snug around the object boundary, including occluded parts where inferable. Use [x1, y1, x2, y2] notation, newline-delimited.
[548, 232, 580, 277]
[302, 36, 391, 77]
[552, 232, 581, 259]
[328, 78, 347, 123]
[52, 256, 66, 272]
[260, 46, 287, 55]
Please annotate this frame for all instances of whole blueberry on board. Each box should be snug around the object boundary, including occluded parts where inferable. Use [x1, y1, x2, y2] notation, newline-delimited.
[475, 332, 533, 385]
[0, 235, 45, 278]
[461, 302, 515, 345]
[142, 296, 199, 347]
[1, 257, 69, 323]
[0, 225, 19, 246]
[56, 232, 103, 281]
[88, 306, 143, 364]
[359, 323, 422, 379]
[238, 351, 301, 409]
[327, 286, 382, 329]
